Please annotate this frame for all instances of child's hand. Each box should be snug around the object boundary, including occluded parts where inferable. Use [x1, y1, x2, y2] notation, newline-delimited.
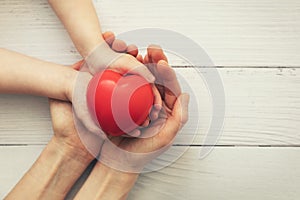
[82, 32, 162, 125]
[81, 33, 155, 83]
[71, 32, 162, 137]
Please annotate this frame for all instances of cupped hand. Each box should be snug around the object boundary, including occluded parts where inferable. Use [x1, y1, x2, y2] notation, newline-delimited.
[72, 32, 161, 137]
[99, 45, 190, 173]
[49, 98, 100, 160]
[50, 31, 147, 158]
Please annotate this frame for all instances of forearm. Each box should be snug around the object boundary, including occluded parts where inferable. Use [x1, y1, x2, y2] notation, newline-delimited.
[0, 48, 77, 101]
[5, 137, 94, 200]
[74, 162, 138, 200]
[48, 0, 105, 57]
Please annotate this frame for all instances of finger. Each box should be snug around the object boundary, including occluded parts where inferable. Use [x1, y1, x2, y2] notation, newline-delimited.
[171, 93, 189, 126]
[152, 84, 162, 110]
[141, 117, 150, 127]
[147, 44, 168, 63]
[112, 39, 127, 53]
[143, 54, 150, 64]
[138, 118, 166, 139]
[145, 45, 168, 95]
[157, 60, 181, 109]
[122, 134, 133, 138]
[136, 54, 143, 63]
[124, 56, 155, 83]
[48, 98, 73, 129]
[125, 129, 141, 138]
[103, 31, 115, 46]
[145, 62, 164, 98]
[71, 60, 84, 71]
[127, 44, 139, 57]
[150, 108, 159, 121]
[150, 84, 162, 120]
[144, 62, 156, 77]
[159, 93, 189, 143]
[155, 83, 165, 100]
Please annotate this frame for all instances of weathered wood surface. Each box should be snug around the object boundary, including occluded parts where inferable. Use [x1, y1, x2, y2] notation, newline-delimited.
[0, 0, 299, 199]
[1, 146, 299, 200]
[1, 68, 299, 146]
[0, 0, 300, 66]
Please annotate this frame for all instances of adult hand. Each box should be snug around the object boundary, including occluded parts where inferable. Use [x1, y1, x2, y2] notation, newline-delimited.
[72, 46, 189, 200]
[53, 32, 155, 156]
[99, 45, 190, 173]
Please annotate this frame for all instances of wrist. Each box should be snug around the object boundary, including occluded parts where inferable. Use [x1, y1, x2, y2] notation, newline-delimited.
[64, 67, 79, 101]
[81, 37, 105, 58]
[6, 138, 93, 200]
[34, 138, 93, 197]
[51, 136, 94, 165]
[48, 0, 106, 58]
[75, 162, 138, 200]
[84, 41, 121, 75]
[94, 162, 139, 200]
[96, 162, 139, 186]
[38, 138, 94, 180]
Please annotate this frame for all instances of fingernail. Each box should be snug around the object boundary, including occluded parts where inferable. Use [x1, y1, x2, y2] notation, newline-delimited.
[154, 104, 162, 110]
[158, 60, 168, 66]
[148, 75, 155, 83]
[131, 129, 141, 137]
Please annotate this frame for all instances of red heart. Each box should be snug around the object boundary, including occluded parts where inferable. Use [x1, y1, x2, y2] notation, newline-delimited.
[87, 70, 154, 136]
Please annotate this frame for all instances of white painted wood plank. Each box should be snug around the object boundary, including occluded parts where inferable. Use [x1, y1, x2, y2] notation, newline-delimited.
[129, 146, 300, 200]
[0, 0, 300, 66]
[0, 146, 299, 199]
[0, 68, 299, 145]
[0, 145, 44, 198]
[0, 95, 53, 144]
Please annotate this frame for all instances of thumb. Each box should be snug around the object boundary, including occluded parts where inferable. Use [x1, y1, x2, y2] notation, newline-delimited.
[124, 56, 155, 83]
[159, 93, 190, 144]
[71, 60, 84, 71]
[172, 93, 190, 127]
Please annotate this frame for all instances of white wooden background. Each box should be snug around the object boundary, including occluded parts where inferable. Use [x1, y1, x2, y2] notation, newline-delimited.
[1, 0, 300, 199]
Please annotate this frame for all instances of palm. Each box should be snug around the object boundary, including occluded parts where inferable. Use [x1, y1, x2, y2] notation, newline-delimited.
[49, 32, 142, 157]
[49, 99, 92, 153]
[125, 46, 181, 151]
[107, 100, 173, 152]
[100, 45, 188, 172]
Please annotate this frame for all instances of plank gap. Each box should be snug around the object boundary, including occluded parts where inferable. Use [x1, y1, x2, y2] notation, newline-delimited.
[172, 66, 300, 68]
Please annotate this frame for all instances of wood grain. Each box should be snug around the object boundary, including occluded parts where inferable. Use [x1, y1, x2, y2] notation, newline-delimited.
[1, 146, 299, 200]
[0, 1, 299, 199]
[0, 68, 299, 146]
[0, 0, 300, 66]
[0, 95, 52, 144]
[129, 146, 300, 200]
